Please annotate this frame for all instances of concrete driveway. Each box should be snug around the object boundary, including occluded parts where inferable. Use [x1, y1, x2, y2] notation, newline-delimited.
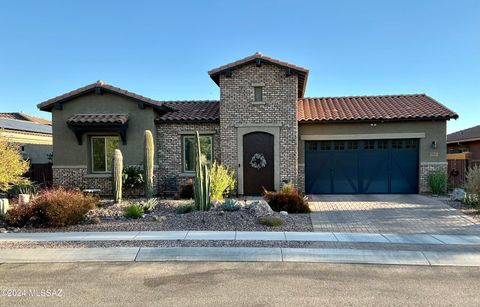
[309, 194, 480, 235]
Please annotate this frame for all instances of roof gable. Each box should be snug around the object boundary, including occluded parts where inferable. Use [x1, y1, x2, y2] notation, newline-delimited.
[37, 81, 172, 112]
[208, 52, 309, 98]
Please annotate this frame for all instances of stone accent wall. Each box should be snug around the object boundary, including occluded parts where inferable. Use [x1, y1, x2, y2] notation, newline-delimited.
[53, 167, 159, 196]
[156, 122, 221, 194]
[219, 63, 299, 193]
[298, 164, 305, 194]
[420, 162, 448, 193]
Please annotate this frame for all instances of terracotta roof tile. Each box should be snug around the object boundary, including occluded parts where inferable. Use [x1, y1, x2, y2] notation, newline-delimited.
[67, 114, 129, 125]
[297, 94, 458, 122]
[37, 81, 172, 112]
[447, 125, 480, 143]
[157, 101, 220, 122]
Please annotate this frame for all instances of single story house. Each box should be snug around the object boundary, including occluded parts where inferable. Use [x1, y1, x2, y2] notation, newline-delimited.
[37, 53, 458, 195]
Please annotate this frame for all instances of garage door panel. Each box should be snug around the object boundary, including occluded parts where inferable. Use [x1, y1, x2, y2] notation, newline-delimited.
[305, 151, 333, 194]
[332, 151, 359, 193]
[359, 150, 389, 193]
[305, 139, 419, 194]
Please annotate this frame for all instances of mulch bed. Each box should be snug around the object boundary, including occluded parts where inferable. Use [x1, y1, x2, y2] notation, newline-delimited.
[9, 199, 313, 233]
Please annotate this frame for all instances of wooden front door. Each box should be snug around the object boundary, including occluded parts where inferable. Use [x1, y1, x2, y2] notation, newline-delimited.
[243, 132, 274, 195]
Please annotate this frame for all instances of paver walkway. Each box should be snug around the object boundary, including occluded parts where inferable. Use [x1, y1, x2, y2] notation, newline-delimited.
[309, 194, 480, 234]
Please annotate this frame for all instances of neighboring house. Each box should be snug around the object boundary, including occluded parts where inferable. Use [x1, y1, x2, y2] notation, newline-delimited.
[0, 112, 52, 164]
[37, 53, 458, 195]
[447, 125, 480, 167]
[0, 112, 53, 184]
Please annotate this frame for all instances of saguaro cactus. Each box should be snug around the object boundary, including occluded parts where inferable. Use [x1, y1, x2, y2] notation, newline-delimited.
[144, 130, 154, 198]
[112, 149, 123, 203]
[194, 131, 211, 211]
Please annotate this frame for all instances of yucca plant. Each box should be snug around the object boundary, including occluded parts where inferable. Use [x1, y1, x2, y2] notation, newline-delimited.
[194, 131, 211, 211]
[112, 149, 123, 203]
[144, 130, 155, 198]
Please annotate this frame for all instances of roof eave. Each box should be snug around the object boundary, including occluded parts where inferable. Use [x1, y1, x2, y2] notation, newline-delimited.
[298, 116, 457, 124]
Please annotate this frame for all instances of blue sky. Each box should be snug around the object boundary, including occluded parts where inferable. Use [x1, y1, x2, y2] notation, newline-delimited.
[0, 0, 478, 133]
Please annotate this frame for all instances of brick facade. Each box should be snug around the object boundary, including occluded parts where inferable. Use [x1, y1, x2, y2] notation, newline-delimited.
[219, 63, 298, 192]
[156, 122, 221, 193]
[53, 167, 158, 196]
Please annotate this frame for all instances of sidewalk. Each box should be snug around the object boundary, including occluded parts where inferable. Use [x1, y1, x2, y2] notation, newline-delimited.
[2, 230, 480, 245]
[1, 246, 480, 266]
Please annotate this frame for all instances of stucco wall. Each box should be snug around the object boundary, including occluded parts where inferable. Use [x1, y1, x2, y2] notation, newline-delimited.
[219, 62, 298, 193]
[298, 120, 447, 164]
[51, 92, 158, 168]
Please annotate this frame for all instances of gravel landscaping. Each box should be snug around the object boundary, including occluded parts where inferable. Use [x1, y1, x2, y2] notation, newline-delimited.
[2, 240, 480, 252]
[440, 198, 480, 223]
[2, 198, 313, 233]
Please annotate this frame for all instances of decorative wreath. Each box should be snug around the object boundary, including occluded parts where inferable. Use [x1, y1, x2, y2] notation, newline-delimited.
[250, 153, 267, 170]
[450, 169, 459, 177]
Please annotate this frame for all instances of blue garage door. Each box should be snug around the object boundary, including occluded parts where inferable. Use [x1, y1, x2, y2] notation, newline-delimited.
[305, 139, 419, 194]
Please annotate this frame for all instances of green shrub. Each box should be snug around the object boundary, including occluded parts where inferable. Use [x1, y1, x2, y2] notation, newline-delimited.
[428, 170, 448, 195]
[258, 216, 284, 227]
[221, 198, 241, 211]
[176, 202, 196, 214]
[179, 179, 194, 199]
[122, 166, 144, 191]
[140, 198, 158, 213]
[5, 187, 98, 227]
[465, 166, 480, 206]
[263, 186, 310, 213]
[209, 161, 236, 201]
[124, 204, 144, 219]
[9, 182, 38, 198]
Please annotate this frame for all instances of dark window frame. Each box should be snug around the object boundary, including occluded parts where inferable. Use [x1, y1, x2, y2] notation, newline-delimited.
[182, 135, 213, 173]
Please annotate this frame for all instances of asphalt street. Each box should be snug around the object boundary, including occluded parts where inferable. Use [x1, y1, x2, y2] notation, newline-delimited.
[1, 262, 479, 306]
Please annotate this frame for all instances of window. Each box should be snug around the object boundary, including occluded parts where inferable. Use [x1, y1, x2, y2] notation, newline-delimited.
[334, 141, 345, 150]
[320, 141, 331, 151]
[183, 135, 213, 172]
[254, 86, 263, 102]
[307, 142, 318, 151]
[347, 141, 358, 150]
[392, 140, 403, 149]
[378, 140, 389, 150]
[364, 140, 375, 150]
[405, 139, 418, 149]
[91, 136, 119, 173]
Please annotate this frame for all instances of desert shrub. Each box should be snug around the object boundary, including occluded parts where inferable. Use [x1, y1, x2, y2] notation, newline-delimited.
[263, 185, 310, 213]
[124, 204, 144, 218]
[465, 166, 480, 206]
[0, 135, 30, 192]
[209, 161, 236, 201]
[9, 182, 38, 198]
[281, 181, 296, 194]
[258, 216, 284, 227]
[140, 198, 158, 213]
[122, 166, 144, 191]
[179, 179, 194, 199]
[176, 202, 196, 214]
[5, 187, 98, 227]
[428, 170, 448, 195]
[221, 198, 241, 211]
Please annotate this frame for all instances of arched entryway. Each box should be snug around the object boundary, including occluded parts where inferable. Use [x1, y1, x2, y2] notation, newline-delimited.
[243, 132, 274, 195]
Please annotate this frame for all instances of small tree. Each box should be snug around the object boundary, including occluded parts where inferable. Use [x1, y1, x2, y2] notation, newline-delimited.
[209, 161, 235, 201]
[0, 134, 30, 192]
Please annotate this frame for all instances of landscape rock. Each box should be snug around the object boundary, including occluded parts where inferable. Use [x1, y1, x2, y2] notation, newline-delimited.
[248, 200, 273, 217]
[210, 199, 222, 210]
[0, 227, 7, 233]
[279, 211, 288, 216]
[451, 188, 466, 201]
